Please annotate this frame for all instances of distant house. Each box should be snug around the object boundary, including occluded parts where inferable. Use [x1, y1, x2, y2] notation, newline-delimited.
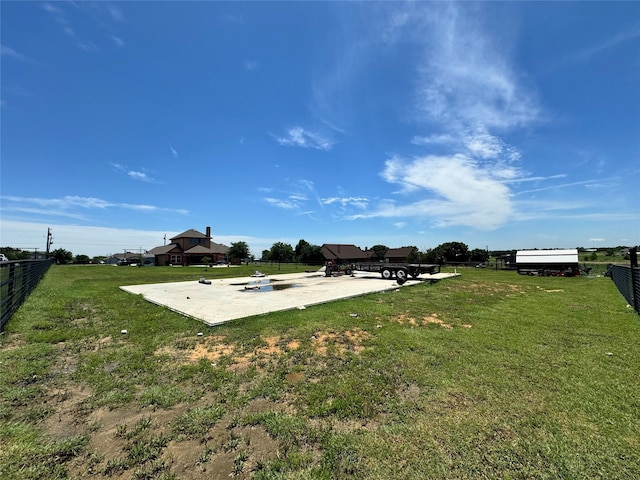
[516, 249, 579, 275]
[104, 252, 140, 265]
[149, 227, 229, 266]
[320, 244, 369, 262]
[384, 247, 415, 263]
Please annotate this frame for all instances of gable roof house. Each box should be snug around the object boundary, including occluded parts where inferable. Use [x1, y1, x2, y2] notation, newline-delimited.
[384, 247, 416, 263]
[320, 244, 369, 262]
[149, 227, 229, 266]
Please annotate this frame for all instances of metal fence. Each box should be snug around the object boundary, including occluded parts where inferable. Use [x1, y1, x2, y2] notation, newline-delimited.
[608, 264, 640, 315]
[1, 259, 54, 331]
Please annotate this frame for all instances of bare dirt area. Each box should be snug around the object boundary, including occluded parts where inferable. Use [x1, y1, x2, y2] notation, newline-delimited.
[40, 327, 373, 479]
[391, 312, 472, 329]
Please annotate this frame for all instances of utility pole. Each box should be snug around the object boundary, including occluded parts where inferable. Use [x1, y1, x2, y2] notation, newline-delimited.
[46, 228, 53, 257]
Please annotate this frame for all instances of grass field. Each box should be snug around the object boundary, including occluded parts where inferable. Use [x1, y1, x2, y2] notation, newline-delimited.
[1, 264, 639, 479]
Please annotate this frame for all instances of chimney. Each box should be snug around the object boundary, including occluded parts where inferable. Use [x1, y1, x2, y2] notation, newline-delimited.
[206, 226, 211, 238]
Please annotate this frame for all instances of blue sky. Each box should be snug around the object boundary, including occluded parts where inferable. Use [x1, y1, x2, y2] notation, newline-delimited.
[1, 1, 639, 258]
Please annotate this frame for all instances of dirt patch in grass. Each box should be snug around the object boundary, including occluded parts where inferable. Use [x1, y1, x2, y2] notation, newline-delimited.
[311, 328, 370, 356]
[448, 282, 526, 295]
[393, 313, 460, 329]
[59, 389, 285, 479]
[158, 330, 369, 370]
[0, 335, 26, 351]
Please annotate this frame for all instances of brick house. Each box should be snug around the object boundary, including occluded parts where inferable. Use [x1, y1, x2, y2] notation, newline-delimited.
[149, 227, 229, 266]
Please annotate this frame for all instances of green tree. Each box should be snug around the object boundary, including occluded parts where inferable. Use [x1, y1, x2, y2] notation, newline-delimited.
[0, 247, 31, 260]
[74, 254, 91, 264]
[294, 239, 324, 264]
[51, 248, 73, 264]
[294, 239, 312, 263]
[432, 242, 469, 264]
[469, 248, 489, 263]
[261, 249, 271, 262]
[228, 241, 250, 264]
[369, 245, 389, 261]
[269, 242, 294, 263]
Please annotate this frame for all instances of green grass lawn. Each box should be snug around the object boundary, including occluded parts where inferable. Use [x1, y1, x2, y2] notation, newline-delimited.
[1, 264, 639, 479]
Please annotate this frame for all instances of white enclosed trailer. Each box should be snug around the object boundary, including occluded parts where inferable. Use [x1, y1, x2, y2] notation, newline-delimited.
[516, 249, 580, 276]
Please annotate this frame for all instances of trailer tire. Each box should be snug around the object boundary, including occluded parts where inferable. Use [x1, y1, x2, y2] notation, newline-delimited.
[345, 268, 352, 276]
[396, 276, 407, 285]
[381, 268, 392, 280]
[396, 269, 408, 282]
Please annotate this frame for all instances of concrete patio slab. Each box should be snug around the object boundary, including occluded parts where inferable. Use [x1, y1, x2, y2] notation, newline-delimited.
[120, 270, 460, 326]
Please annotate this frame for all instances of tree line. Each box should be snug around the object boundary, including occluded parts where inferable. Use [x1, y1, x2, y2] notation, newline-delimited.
[225, 240, 491, 265]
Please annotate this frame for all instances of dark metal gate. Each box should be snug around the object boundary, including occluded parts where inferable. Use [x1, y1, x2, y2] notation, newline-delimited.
[607, 247, 640, 316]
[1, 259, 54, 331]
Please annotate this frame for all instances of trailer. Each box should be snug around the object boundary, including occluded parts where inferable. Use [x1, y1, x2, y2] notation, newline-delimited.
[352, 262, 440, 281]
[516, 249, 580, 276]
[324, 260, 441, 283]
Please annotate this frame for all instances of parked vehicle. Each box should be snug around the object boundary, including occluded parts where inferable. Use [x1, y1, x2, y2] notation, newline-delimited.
[0, 254, 9, 262]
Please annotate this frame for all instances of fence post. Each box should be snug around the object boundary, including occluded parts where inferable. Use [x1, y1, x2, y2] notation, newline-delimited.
[630, 247, 638, 314]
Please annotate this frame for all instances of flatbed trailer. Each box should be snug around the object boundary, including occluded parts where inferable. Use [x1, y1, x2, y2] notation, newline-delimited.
[350, 262, 440, 282]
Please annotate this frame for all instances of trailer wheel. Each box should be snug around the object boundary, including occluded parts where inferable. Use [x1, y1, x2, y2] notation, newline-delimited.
[381, 268, 392, 280]
[345, 268, 352, 276]
[396, 269, 408, 282]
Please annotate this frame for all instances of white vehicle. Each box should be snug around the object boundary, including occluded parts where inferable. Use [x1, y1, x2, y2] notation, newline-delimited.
[0, 254, 9, 262]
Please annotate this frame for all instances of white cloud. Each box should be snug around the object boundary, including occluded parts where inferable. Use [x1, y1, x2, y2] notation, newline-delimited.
[264, 197, 298, 209]
[111, 163, 160, 183]
[353, 153, 514, 229]
[411, 134, 457, 146]
[274, 126, 335, 151]
[589, 238, 606, 243]
[0, 195, 189, 218]
[322, 197, 369, 209]
[169, 145, 178, 159]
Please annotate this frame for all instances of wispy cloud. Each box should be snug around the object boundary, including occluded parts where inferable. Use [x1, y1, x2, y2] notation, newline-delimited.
[0, 45, 37, 64]
[110, 35, 125, 47]
[274, 126, 335, 151]
[264, 198, 299, 210]
[1, 195, 189, 218]
[111, 163, 161, 183]
[322, 197, 369, 209]
[42, 1, 125, 52]
[169, 145, 178, 159]
[413, 5, 541, 133]
[262, 179, 323, 215]
[572, 24, 640, 63]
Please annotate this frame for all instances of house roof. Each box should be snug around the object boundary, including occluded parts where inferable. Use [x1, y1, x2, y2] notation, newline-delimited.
[170, 229, 208, 241]
[385, 247, 415, 259]
[210, 242, 230, 254]
[321, 244, 368, 261]
[183, 243, 229, 255]
[148, 244, 182, 255]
